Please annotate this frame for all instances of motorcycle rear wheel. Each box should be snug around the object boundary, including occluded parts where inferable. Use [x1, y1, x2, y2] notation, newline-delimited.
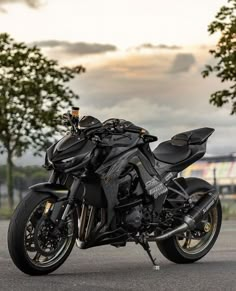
[8, 191, 77, 276]
[156, 190, 222, 264]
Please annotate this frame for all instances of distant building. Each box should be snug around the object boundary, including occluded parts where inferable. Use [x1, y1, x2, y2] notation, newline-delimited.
[183, 153, 236, 199]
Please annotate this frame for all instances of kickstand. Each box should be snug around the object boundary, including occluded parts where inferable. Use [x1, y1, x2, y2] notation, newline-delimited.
[136, 235, 160, 271]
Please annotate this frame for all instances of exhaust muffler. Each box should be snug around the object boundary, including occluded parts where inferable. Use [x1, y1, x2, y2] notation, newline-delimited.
[155, 191, 218, 241]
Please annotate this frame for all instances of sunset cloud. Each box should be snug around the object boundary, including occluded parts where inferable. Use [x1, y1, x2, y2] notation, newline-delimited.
[0, 0, 233, 165]
[31, 40, 117, 55]
[169, 53, 196, 73]
[65, 47, 233, 155]
[12, 40, 232, 155]
[0, 0, 42, 8]
[134, 43, 182, 50]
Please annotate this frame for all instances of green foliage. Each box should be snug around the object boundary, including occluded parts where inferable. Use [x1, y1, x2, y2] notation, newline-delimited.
[0, 33, 84, 156]
[0, 33, 85, 208]
[202, 0, 236, 114]
[0, 165, 49, 189]
[222, 201, 236, 220]
[0, 207, 13, 220]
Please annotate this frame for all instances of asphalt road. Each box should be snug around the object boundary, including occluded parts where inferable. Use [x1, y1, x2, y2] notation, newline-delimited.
[0, 220, 236, 291]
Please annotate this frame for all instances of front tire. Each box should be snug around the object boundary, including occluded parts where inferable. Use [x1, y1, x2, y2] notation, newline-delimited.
[157, 192, 222, 264]
[8, 191, 77, 275]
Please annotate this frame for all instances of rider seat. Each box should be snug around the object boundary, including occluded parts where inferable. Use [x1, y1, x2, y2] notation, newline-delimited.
[153, 127, 214, 164]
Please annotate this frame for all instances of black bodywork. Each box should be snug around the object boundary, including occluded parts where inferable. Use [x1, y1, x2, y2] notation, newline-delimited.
[33, 115, 215, 249]
[153, 127, 214, 173]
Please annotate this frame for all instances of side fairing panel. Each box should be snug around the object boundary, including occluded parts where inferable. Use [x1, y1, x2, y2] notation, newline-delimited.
[95, 148, 160, 227]
[96, 148, 138, 227]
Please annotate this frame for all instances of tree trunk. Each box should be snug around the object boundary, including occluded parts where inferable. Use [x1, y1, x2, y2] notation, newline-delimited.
[19, 190, 23, 202]
[0, 182, 2, 208]
[7, 151, 14, 209]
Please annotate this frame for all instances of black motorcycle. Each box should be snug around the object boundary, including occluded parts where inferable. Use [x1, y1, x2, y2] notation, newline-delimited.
[8, 108, 222, 275]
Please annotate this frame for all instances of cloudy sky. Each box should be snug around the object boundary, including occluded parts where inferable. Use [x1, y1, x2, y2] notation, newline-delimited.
[0, 0, 235, 164]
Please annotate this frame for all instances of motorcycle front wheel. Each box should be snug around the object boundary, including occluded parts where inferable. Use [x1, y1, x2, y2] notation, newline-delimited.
[8, 191, 77, 276]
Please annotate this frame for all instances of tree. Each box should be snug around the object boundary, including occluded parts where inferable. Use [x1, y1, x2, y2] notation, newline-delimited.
[202, 0, 236, 114]
[0, 33, 85, 209]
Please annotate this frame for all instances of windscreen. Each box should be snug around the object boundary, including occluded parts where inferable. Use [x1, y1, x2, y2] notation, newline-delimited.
[80, 116, 102, 128]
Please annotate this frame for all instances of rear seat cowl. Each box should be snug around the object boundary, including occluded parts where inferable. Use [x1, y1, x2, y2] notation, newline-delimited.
[172, 127, 214, 145]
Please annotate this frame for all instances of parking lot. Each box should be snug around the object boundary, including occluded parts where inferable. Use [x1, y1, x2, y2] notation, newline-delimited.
[0, 220, 235, 291]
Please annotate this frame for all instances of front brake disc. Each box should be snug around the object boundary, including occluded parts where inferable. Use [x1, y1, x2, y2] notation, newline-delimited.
[34, 217, 66, 257]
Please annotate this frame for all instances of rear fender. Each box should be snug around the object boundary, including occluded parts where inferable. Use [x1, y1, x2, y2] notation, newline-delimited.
[168, 177, 215, 197]
[178, 177, 214, 194]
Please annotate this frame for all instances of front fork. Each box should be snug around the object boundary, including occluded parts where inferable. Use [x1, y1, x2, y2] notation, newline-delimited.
[52, 176, 105, 242]
[44, 173, 81, 233]
[56, 177, 81, 230]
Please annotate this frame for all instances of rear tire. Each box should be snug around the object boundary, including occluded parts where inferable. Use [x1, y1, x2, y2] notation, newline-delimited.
[8, 191, 77, 275]
[157, 194, 222, 264]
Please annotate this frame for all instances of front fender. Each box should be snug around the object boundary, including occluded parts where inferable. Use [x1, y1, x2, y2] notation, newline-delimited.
[29, 182, 69, 199]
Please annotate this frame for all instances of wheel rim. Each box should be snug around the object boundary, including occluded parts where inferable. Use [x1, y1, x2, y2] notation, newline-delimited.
[24, 199, 75, 268]
[175, 203, 218, 255]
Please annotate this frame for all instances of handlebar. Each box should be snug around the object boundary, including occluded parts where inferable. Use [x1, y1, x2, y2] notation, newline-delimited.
[61, 112, 157, 142]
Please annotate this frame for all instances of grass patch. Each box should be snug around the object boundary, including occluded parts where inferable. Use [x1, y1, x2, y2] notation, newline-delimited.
[221, 200, 236, 220]
[0, 207, 14, 220]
